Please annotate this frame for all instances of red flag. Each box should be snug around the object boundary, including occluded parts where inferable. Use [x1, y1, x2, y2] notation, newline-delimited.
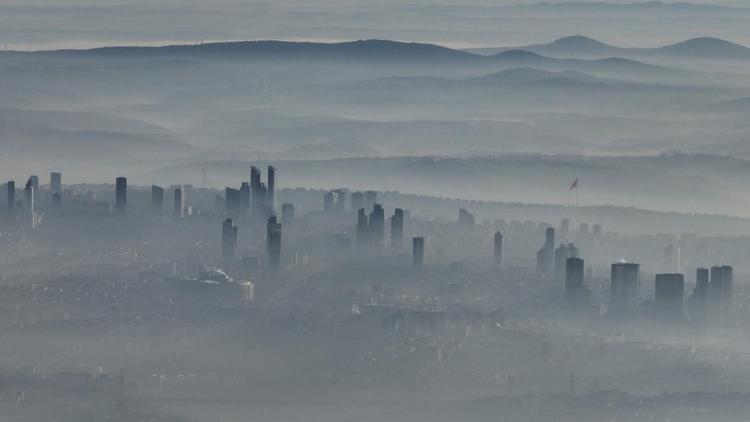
[569, 178, 578, 190]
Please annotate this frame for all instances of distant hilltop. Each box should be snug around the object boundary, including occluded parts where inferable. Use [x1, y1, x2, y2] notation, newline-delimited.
[5, 36, 750, 62]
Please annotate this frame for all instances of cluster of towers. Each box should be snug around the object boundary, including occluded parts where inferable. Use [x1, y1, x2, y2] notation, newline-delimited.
[5, 172, 64, 229]
[219, 166, 281, 274]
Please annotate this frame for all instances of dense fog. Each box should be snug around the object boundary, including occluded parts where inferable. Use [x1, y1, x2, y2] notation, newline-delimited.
[3, 1, 750, 421]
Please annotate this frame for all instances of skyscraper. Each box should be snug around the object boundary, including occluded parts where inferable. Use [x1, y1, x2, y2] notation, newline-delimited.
[691, 267, 709, 329]
[369, 203, 385, 249]
[654, 273, 685, 322]
[536, 227, 555, 278]
[225, 187, 241, 220]
[610, 263, 640, 318]
[240, 182, 251, 219]
[565, 257, 589, 311]
[390, 208, 404, 251]
[356, 208, 368, 248]
[6, 181, 15, 216]
[23, 177, 38, 228]
[457, 209, 475, 229]
[266, 216, 282, 272]
[250, 166, 262, 218]
[493, 231, 503, 273]
[50, 172, 62, 196]
[664, 245, 681, 273]
[267, 166, 276, 213]
[151, 185, 164, 215]
[222, 218, 238, 261]
[708, 265, 733, 326]
[173, 187, 185, 218]
[115, 177, 127, 214]
[412, 237, 424, 269]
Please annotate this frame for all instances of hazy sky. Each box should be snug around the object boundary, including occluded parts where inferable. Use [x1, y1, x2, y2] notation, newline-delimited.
[4, 1, 750, 50]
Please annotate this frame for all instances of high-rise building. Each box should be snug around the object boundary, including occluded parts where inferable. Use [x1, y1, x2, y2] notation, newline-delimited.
[356, 208, 368, 248]
[536, 228, 555, 278]
[225, 187, 241, 220]
[281, 203, 295, 225]
[332, 189, 346, 211]
[250, 166, 262, 218]
[173, 187, 185, 218]
[50, 172, 62, 195]
[493, 231, 503, 273]
[29, 175, 39, 192]
[691, 267, 709, 329]
[151, 185, 164, 215]
[6, 181, 15, 216]
[610, 263, 640, 318]
[267, 166, 276, 213]
[240, 182, 251, 219]
[654, 273, 685, 322]
[222, 218, 238, 261]
[369, 203, 385, 249]
[115, 177, 127, 214]
[565, 257, 589, 310]
[412, 237, 424, 269]
[708, 265, 733, 326]
[554, 244, 570, 281]
[390, 208, 404, 251]
[266, 216, 282, 272]
[23, 177, 35, 221]
[350, 192, 364, 212]
[51, 193, 62, 208]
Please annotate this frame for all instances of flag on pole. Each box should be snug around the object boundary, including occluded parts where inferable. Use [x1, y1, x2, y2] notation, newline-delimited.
[569, 178, 578, 191]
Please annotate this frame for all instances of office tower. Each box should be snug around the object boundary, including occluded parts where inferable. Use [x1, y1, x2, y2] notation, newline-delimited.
[222, 218, 238, 261]
[267, 166, 275, 213]
[691, 267, 709, 329]
[579, 223, 589, 235]
[24, 177, 36, 227]
[257, 183, 269, 219]
[266, 216, 282, 272]
[323, 191, 334, 212]
[173, 187, 185, 218]
[350, 192, 364, 212]
[114, 177, 127, 214]
[560, 218, 570, 238]
[592, 224, 602, 237]
[390, 208, 405, 251]
[708, 265, 733, 325]
[567, 243, 579, 259]
[6, 181, 15, 216]
[536, 228, 555, 278]
[412, 237, 424, 269]
[225, 187, 241, 220]
[610, 263, 640, 318]
[151, 185, 164, 215]
[554, 244, 570, 281]
[356, 208, 369, 248]
[364, 191, 377, 212]
[250, 166, 262, 218]
[281, 203, 295, 225]
[565, 257, 589, 311]
[654, 273, 685, 322]
[50, 172, 62, 195]
[664, 245, 681, 273]
[29, 175, 39, 192]
[493, 231, 503, 273]
[457, 209, 475, 229]
[240, 182, 251, 219]
[369, 203, 385, 249]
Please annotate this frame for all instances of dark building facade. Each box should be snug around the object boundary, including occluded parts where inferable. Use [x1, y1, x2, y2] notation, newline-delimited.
[654, 273, 685, 322]
[115, 177, 127, 214]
